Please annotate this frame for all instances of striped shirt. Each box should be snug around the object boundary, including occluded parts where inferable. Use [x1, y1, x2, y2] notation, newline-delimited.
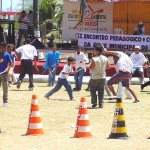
[19, 17, 30, 30]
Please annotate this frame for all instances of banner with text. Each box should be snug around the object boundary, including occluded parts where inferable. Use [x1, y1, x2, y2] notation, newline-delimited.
[78, 32, 150, 51]
[62, 1, 113, 40]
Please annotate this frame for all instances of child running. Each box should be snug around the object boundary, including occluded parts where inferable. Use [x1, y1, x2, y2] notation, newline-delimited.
[44, 57, 76, 100]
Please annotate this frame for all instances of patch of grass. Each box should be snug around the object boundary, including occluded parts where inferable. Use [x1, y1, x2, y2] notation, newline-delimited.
[0, 83, 150, 150]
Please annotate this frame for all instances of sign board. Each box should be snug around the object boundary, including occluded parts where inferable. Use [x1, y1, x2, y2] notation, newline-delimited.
[62, 1, 113, 40]
[78, 32, 150, 51]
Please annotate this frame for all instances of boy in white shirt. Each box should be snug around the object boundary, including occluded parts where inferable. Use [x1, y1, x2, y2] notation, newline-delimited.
[74, 46, 89, 91]
[44, 57, 75, 100]
[130, 46, 147, 85]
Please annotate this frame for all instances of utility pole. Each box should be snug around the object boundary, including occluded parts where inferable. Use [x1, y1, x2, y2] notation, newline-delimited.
[22, 0, 25, 10]
[0, 0, 2, 19]
[10, 0, 12, 12]
[33, 0, 39, 29]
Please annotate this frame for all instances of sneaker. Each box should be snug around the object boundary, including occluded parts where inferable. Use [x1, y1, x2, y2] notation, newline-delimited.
[73, 88, 81, 91]
[141, 84, 144, 91]
[73, 87, 78, 91]
[85, 88, 90, 91]
[17, 81, 21, 89]
[44, 95, 49, 99]
[133, 100, 140, 103]
[92, 104, 97, 108]
[70, 98, 75, 101]
[3, 103, 8, 107]
[47, 84, 52, 87]
[99, 104, 103, 108]
[29, 87, 33, 91]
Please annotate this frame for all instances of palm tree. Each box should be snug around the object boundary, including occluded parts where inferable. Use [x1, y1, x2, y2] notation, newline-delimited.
[39, 0, 63, 28]
[39, 0, 55, 23]
[36, 0, 64, 44]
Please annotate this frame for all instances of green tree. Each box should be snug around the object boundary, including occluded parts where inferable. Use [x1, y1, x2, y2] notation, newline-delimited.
[39, 0, 55, 23]
[39, 0, 63, 29]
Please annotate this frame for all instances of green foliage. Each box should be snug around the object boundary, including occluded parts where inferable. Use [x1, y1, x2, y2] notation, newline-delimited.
[39, 0, 63, 30]
[39, 0, 55, 22]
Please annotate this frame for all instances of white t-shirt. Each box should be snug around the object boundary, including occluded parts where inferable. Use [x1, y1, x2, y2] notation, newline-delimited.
[117, 52, 133, 73]
[16, 44, 37, 60]
[130, 52, 147, 68]
[74, 52, 89, 69]
[58, 64, 73, 79]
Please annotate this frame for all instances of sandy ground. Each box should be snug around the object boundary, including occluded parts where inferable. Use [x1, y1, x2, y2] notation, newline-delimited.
[0, 83, 150, 150]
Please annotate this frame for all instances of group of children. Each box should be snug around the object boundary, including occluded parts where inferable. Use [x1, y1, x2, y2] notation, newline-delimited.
[0, 41, 145, 108]
[44, 44, 143, 108]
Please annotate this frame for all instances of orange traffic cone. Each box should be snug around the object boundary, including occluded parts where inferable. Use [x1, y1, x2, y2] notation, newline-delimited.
[26, 95, 44, 135]
[108, 98, 128, 139]
[74, 97, 92, 138]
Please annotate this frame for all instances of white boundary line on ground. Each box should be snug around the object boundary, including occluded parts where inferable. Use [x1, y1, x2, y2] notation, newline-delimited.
[14, 74, 149, 85]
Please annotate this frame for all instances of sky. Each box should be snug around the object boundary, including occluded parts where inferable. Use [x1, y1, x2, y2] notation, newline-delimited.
[2, 0, 20, 11]
[2, 0, 32, 12]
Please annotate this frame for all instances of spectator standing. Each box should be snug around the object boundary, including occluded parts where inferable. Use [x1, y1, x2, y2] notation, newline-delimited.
[15, 38, 37, 90]
[130, 46, 147, 85]
[134, 21, 145, 35]
[45, 43, 60, 86]
[44, 57, 75, 100]
[0, 42, 13, 107]
[17, 10, 30, 48]
[73, 46, 89, 91]
[87, 46, 109, 108]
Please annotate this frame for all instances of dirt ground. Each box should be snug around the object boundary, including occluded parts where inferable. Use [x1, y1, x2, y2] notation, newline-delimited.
[0, 83, 150, 150]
